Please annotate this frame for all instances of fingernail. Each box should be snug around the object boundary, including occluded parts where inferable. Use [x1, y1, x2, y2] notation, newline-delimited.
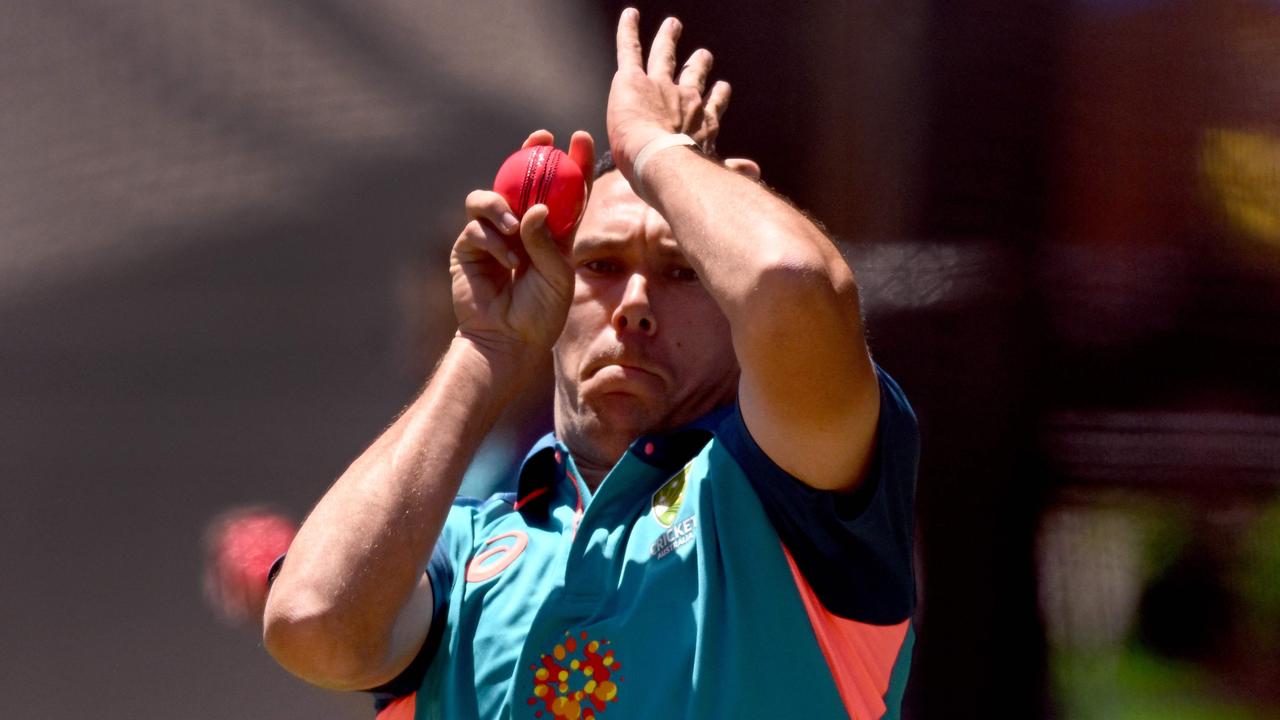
[501, 213, 518, 232]
[506, 251, 520, 267]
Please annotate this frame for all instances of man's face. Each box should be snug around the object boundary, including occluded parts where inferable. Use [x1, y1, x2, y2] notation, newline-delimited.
[552, 171, 738, 467]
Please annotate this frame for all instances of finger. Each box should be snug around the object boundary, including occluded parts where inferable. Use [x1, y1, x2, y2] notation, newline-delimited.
[647, 16, 682, 79]
[567, 130, 597, 195]
[521, 129, 555, 149]
[616, 7, 643, 70]
[700, 113, 719, 156]
[519, 204, 571, 284]
[457, 219, 520, 270]
[678, 48, 713, 93]
[466, 189, 519, 234]
[705, 80, 731, 123]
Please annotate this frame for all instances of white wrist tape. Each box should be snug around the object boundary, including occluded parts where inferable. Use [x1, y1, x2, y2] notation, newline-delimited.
[632, 133, 699, 187]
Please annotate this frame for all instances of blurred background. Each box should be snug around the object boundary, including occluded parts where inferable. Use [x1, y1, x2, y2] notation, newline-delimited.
[2, 0, 1278, 718]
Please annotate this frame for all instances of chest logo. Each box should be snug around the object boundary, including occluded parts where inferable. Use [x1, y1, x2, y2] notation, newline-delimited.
[465, 530, 528, 583]
[528, 630, 623, 719]
[650, 466, 696, 559]
[650, 466, 690, 528]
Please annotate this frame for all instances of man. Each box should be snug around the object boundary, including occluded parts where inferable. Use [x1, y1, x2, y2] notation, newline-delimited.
[264, 9, 918, 719]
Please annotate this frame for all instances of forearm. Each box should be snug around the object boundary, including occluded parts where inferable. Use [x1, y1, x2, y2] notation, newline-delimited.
[638, 145, 879, 490]
[639, 147, 860, 345]
[263, 335, 534, 687]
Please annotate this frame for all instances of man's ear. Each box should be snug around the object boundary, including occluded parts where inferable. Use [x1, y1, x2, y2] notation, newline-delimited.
[723, 158, 761, 180]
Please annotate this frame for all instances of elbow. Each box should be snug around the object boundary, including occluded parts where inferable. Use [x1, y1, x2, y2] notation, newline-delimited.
[741, 219, 854, 295]
[262, 590, 388, 691]
[745, 246, 855, 312]
[730, 246, 865, 357]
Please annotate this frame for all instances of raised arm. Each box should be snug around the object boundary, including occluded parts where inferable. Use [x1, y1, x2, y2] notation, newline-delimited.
[608, 10, 879, 492]
[262, 132, 593, 689]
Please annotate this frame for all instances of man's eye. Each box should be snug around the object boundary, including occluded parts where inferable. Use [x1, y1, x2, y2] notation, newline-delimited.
[584, 260, 620, 274]
[669, 266, 698, 282]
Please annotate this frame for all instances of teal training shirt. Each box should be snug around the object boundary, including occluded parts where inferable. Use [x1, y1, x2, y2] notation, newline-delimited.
[373, 368, 918, 720]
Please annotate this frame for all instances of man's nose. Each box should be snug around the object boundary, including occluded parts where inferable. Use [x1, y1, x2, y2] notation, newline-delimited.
[611, 273, 657, 336]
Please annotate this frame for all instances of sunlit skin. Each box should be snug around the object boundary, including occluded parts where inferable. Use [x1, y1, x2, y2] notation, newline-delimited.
[553, 170, 739, 487]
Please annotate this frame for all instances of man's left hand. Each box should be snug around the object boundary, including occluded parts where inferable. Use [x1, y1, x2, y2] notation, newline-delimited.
[607, 9, 731, 181]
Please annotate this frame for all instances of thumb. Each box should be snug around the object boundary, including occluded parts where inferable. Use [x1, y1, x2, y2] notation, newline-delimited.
[518, 204, 572, 290]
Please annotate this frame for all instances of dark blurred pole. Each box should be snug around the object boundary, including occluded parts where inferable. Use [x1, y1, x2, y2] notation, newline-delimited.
[891, 0, 1061, 717]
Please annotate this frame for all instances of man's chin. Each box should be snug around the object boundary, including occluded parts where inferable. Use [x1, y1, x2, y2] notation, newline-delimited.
[582, 391, 660, 434]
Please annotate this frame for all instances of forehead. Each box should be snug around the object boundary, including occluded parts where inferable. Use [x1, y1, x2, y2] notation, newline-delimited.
[572, 172, 676, 253]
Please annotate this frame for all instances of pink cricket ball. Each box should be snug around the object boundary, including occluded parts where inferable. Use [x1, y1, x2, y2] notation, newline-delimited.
[203, 507, 297, 626]
[493, 145, 587, 240]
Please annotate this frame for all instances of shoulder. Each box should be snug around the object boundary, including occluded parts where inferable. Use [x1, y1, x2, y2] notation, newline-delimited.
[707, 365, 920, 622]
[715, 366, 917, 477]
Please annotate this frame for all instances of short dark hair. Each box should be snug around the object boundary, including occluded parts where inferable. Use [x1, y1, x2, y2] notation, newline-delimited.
[593, 150, 617, 180]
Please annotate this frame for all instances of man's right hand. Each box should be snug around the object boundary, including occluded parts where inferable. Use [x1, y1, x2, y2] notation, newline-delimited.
[450, 130, 595, 356]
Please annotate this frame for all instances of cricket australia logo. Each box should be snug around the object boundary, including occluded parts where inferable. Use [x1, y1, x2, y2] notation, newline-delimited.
[649, 466, 696, 559]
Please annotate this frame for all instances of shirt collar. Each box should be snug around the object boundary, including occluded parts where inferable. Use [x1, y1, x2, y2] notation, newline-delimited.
[513, 433, 568, 504]
[514, 403, 735, 502]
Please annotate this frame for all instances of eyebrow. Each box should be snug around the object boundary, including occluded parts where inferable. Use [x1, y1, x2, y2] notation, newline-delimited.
[574, 236, 686, 259]
[573, 235, 631, 252]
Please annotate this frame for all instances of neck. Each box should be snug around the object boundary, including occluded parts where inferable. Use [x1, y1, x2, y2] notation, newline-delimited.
[565, 432, 632, 492]
[558, 428, 639, 494]
[573, 458, 613, 493]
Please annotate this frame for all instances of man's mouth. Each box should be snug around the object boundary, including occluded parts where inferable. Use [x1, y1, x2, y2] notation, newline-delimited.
[585, 355, 667, 385]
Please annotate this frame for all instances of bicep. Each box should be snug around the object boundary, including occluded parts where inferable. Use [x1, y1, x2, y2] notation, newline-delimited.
[734, 254, 880, 491]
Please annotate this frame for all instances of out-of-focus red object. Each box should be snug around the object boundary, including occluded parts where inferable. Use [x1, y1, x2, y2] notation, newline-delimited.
[203, 507, 297, 627]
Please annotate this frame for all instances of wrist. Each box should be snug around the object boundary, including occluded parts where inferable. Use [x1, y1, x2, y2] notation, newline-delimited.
[631, 133, 700, 199]
[449, 332, 543, 397]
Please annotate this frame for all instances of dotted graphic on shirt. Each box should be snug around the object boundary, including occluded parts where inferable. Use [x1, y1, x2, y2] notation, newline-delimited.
[527, 631, 624, 719]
